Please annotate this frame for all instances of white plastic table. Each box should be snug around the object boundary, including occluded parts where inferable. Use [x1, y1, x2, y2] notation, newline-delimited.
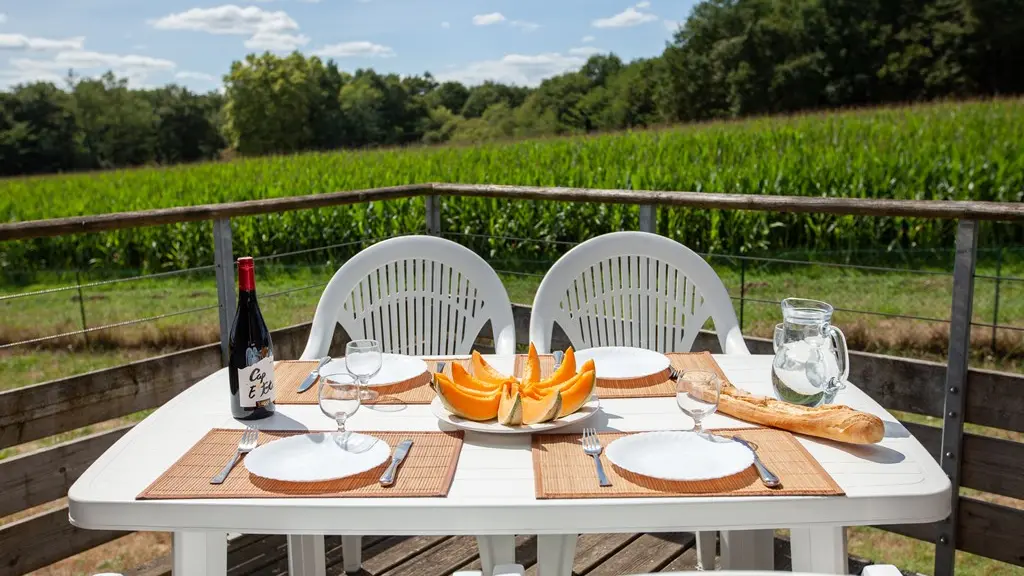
[69, 355, 950, 576]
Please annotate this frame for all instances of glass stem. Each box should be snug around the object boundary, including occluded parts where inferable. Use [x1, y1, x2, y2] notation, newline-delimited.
[693, 418, 703, 434]
[336, 415, 347, 434]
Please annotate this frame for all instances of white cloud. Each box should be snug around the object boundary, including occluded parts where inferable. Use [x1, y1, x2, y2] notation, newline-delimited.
[510, 20, 540, 32]
[150, 5, 298, 35]
[568, 46, 602, 57]
[437, 52, 586, 87]
[176, 70, 218, 83]
[581, 35, 595, 43]
[0, 34, 85, 51]
[592, 5, 658, 28]
[441, 21, 450, 29]
[150, 5, 307, 53]
[4, 49, 175, 87]
[245, 30, 309, 51]
[313, 41, 394, 58]
[636, 1, 651, 7]
[663, 19, 679, 31]
[472, 12, 505, 26]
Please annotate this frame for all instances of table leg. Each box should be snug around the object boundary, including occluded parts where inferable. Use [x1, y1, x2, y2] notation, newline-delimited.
[173, 531, 226, 576]
[790, 526, 848, 574]
[536, 534, 576, 576]
[342, 535, 362, 573]
[695, 530, 717, 570]
[477, 535, 516, 575]
[288, 535, 326, 576]
[720, 529, 774, 570]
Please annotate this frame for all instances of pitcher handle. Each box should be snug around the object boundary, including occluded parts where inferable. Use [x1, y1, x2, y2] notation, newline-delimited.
[772, 323, 785, 353]
[828, 325, 849, 390]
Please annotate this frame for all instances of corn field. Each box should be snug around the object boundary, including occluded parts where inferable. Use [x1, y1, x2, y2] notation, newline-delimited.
[1, 99, 1022, 277]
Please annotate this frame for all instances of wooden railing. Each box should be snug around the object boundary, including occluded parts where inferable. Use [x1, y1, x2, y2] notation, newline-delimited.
[1, 184, 1023, 576]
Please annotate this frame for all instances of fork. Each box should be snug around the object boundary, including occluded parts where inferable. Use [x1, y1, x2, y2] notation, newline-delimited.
[582, 428, 611, 487]
[211, 428, 258, 484]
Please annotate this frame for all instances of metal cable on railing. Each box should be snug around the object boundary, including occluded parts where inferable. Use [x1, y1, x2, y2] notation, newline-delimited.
[0, 265, 216, 302]
[0, 303, 220, 350]
[252, 236, 398, 262]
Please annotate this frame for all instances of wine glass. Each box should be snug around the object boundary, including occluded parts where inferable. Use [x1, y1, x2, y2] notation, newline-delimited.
[346, 339, 383, 402]
[675, 369, 721, 434]
[318, 371, 361, 450]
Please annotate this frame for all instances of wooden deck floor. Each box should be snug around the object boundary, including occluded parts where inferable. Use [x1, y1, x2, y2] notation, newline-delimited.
[124, 532, 880, 576]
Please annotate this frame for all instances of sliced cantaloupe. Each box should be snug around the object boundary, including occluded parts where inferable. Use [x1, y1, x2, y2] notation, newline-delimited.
[433, 373, 501, 421]
[522, 391, 562, 424]
[522, 342, 542, 384]
[556, 369, 596, 417]
[451, 362, 502, 393]
[471, 350, 510, 386]
[497, 382, 523, 425]
[530, 347, 577, 391]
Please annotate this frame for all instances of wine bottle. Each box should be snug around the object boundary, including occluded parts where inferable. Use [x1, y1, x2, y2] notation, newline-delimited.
[228, 256, 276, 420]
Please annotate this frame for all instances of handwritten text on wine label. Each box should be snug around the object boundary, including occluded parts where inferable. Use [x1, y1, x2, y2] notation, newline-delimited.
[239, 355, 275, 408]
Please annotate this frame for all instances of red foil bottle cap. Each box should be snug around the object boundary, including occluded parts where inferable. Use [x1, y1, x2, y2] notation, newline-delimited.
[237, 257, 256, 291]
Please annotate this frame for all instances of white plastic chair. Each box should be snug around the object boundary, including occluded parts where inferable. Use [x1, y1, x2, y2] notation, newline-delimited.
[528, 231, 756, 574]
[294, 235, 517, 576]
[529, 231, 747, 355]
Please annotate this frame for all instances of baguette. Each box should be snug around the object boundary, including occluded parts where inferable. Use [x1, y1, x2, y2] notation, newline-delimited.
[699, 381, 885, 444]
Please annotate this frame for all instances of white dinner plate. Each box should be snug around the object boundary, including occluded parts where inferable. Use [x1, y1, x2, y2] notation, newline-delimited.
[430, 396, 601, 435]
[605, 431, 754, 482]
[322, 354, 428, 387]
[574, 346, 671, 380]
[244, 432, 391, 482]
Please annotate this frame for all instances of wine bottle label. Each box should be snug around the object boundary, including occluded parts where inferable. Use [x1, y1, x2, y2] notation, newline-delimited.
[238, 355, 276, 408]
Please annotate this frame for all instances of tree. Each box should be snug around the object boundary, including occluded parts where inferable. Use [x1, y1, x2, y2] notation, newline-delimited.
[224, 52, 318, 154]
[147, 85, 225, 163]
[0, 82, 80, 175]
[426, 81, 471, 114]
[72, 72, 158, 168]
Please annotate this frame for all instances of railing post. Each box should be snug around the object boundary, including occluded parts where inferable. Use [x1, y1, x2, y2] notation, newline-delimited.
[75, 269, 89, 347]
[935, 219, 978, 576]
[739, 257, 747, 330]
[213, 218, 236, 367]
[991, 245, 1002, 353]
[425, 195, 441, 236]
[638, 205, 656, 234]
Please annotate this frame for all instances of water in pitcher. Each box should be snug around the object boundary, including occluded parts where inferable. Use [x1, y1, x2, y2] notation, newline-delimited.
[772, 299, 848, 407]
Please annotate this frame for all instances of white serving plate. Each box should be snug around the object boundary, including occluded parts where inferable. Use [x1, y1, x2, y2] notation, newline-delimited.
[244, 432, 391, 482]
[605, 431, 754, 482]
[322, 354, 428, 387]
[429, 396, 600, 435]
[574, 346, 671, 380]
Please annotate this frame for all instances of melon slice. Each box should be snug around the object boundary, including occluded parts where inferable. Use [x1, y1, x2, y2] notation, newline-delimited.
[433, 373, 501, 421]
[471, 350, 510, 386]
[497, 382, 523, 425]
[451, 362, 502, 393]
[522, 391, 562, 424]
[556, 369, 596, 417]
[530, 347, 577, 391]
[522, 342, 542, 384]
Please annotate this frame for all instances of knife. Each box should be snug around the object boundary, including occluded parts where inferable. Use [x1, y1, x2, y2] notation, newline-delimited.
[379, 439, 414, 486]
[732, 436, 781, 488]
[297, 356, 331, 393]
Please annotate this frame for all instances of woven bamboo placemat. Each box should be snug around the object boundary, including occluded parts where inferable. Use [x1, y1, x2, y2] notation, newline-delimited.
[513, 351, 730, 398]
[138, 429, 463, 500]
[532, 427, 843, 499]
[274, 358, 470, 405]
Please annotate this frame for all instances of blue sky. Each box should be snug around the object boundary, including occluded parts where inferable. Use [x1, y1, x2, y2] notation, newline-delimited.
[0, 0, 696, 92]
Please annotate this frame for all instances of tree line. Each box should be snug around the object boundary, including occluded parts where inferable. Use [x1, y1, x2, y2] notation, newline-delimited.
[1, 0, 1020, 176]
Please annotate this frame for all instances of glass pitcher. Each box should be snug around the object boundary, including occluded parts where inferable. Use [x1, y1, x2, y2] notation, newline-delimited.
[771, 298, 849, 407]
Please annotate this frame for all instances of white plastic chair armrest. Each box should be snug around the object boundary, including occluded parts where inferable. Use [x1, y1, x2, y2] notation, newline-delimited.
[452, 571, 482, 576]
[862, 565, 902, 576]
[493, 563, 525, 576]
